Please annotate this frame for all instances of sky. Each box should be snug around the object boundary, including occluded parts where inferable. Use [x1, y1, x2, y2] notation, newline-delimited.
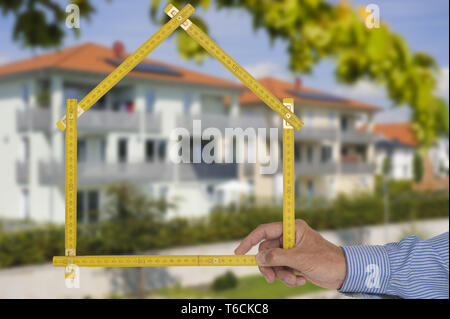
[0, 0, 448, 123]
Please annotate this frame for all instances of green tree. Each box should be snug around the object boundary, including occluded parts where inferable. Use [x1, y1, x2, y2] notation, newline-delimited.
[413, 152, 424, 182]
[1, 0, 448, 146]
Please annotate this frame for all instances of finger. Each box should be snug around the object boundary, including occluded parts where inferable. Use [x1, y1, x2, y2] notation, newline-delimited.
[256, 247, 298, 269]
[235, 222, 283, 255]
[259, 239, 281, 252]
[273, 267, 298, 287]
[257, 239, 280, 283]
[295, 275, 307, 286]
[258, 266, 275, 283]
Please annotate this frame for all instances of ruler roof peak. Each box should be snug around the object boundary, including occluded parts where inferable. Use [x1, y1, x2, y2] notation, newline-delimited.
[55, 3, 303, 131]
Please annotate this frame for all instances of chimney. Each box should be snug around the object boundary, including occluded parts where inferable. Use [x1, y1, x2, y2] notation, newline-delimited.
[112, 41, 125, 58]
[294, 77, 302, 91]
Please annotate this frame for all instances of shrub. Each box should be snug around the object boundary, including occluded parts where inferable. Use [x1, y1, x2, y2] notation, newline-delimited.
[0, 190, 448, 269]
[212, 271, 238, 291]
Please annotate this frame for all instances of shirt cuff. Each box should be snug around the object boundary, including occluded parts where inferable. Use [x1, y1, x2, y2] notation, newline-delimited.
[339, 245, 391, 295]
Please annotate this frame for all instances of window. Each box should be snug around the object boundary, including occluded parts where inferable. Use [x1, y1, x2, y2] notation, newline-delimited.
[96, 96, 107, 110]
[340, 116, 348, 131]
[77, 139, 87, 163]
[201, 95, 225, 114]
[100, 139, 106, 163]
[157, 141, 167, 161]
[294, 144, 301, 162]
[146, 139, 167, 162]
[321, 146, 332, 163]
[20, 136, 29, 163]
[183, 94, 193, 115]
[146, 140, 155, 162]
[146, 91, 156, 114]
[307, 145, 314, 163]
[22, 85, 30, 108]
[118, 138, 127, 163]
[21, 189, 29, 219]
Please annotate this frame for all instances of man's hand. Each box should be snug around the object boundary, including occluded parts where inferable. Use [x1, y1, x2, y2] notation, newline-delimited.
[235, 220, 347, 289]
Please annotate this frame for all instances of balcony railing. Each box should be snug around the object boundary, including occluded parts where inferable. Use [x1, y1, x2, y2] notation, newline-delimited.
[39, 161, 174, 184]
[16, 162, 29, 184]
[178, 163, 238, 181]
[341, 162, 374, 174]
[39, 161, 238, 184]
[177, 114, 266, 133]
[17, 109, 51, 132]
[295, 127, 338, 141]
[77, 111, 161, 133]
[341, 130, 373, 144]
[17, 110, 161, 133]
[295, 161, 338, 175]
[276, 161, 338, 175]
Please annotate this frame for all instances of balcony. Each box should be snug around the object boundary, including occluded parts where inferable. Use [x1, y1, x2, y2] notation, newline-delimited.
[16, 110, 161, 133]
[17, 109, 51, 132]
[39, 161, 174, 184]
[295, 127, 338, 141]
[77, 111, 161, 133]
[178, 163, 238, 181]
[295, 161, 338, 175]
[341, 130, 373, 144]
[177, 114, 266, 133]
[341, 162, 374, 174]
[16, 162, 29, 183]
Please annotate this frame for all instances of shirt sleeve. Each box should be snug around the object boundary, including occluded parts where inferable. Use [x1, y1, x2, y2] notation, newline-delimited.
[339, 232, 449, 299]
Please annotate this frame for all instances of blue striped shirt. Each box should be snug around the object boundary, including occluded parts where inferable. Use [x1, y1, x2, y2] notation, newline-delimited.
[339, 232, 449, 299]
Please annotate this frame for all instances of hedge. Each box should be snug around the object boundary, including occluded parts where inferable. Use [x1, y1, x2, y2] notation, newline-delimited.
[0, 190, 448, 269]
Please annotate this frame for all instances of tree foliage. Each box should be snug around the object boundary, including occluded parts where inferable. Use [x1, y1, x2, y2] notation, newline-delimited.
[1, 0, 448, 146]
[0, 0, 96, 47]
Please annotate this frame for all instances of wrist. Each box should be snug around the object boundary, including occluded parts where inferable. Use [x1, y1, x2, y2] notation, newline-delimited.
[335, 247, 347, 290]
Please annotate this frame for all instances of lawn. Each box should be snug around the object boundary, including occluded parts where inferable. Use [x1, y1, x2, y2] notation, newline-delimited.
[148, 274, 326, 299]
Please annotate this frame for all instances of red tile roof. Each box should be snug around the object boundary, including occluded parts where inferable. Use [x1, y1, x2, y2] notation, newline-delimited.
[239, 77, 381, 111]
[0, 42, 242, 89]
[372, 122, 419, 147]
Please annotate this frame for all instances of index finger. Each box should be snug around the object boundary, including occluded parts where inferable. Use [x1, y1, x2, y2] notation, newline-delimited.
[234, 222, 283, 255]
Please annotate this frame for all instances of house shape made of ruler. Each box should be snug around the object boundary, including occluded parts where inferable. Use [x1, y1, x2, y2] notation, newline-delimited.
[52, 3, 303, 284]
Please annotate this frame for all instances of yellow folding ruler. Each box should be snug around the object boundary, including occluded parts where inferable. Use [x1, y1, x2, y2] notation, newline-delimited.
[54, 255, 256, 267]
[53, 3, 302, 275]
[282, 99, 296, 249]
[65, 99, 77, 257]
[56, 4, 195, 131]
[164, 4, 303, 131]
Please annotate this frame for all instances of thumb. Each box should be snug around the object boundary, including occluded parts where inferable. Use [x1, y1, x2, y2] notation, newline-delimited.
[256, 248, 297, 268]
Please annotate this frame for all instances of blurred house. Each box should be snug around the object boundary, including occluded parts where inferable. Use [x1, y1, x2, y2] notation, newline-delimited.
[239, 77, 380, 201]
[0, 42, 380, 223]
[370, 122, 449, 187]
